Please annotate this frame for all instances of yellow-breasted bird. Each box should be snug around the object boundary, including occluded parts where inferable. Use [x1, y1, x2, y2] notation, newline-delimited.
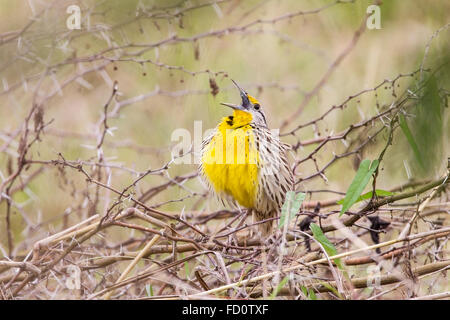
[199, 80, 294, 236]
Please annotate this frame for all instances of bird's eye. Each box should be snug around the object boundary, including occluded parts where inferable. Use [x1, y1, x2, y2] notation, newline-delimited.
[254, 104, 260, 110]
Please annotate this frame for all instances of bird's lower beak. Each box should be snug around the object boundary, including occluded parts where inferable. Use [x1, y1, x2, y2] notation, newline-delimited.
[220, 102, 243, 110]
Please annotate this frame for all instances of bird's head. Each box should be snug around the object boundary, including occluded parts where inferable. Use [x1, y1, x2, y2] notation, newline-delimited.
[220, 79, 267, 127]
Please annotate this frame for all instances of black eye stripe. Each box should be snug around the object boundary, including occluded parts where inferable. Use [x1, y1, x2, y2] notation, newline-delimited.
[260, 111, 267, 124]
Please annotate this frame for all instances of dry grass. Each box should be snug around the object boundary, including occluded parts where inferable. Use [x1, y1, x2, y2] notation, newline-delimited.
[0, 0, 448, 300]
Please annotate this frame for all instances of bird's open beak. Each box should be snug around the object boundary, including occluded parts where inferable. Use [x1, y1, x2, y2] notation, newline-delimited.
[220, 79, 250, 110]
[220, 102, 243, 110]
[231, 79, 246, 95]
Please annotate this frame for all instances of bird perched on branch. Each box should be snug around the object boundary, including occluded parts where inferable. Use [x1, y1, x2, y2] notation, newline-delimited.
[199, 79, 294, 236]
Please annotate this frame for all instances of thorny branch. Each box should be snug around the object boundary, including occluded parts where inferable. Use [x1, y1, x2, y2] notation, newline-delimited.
[0, 0, 448, 300]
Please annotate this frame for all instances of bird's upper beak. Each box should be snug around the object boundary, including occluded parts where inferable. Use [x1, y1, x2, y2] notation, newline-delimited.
[220, 79, 250, 111]
[220, 102, 242, 110]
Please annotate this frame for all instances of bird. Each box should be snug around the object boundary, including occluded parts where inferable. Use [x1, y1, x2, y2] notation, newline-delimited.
[199, 79, 294, 237]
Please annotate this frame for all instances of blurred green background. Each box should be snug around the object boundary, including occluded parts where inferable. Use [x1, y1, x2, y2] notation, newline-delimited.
[0, 0, 448, 250]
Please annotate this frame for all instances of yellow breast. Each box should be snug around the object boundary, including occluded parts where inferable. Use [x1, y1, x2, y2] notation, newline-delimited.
[201, 110, 259, 208]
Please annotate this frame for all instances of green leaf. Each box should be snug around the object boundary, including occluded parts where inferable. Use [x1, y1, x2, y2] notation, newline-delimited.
[145, 284, 153, 297]
[339, 159, 379, 216]
[270, 276, 289, 299]
[301, 286, 317, 300]
[278, 191, 306, 228]
[398, 113, 425, 168]
[308, 289, 317, 300]
[310, 223, 343, 270]
[301, 286, 308, 296]
[337, 189, 394, 205]
[317, 281, 342, 299]
[181, 253, 190, 278]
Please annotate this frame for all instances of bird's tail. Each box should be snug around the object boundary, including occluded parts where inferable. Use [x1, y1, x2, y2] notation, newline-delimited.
[252, 210, 274, 238]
